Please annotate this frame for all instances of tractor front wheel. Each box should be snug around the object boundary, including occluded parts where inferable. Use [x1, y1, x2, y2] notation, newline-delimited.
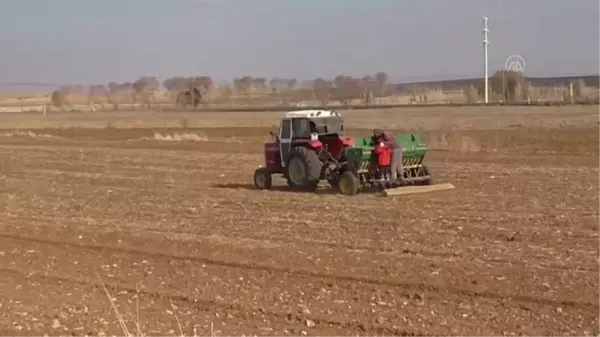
[254, 167, 272, 190]
[337, 171, 360, 196]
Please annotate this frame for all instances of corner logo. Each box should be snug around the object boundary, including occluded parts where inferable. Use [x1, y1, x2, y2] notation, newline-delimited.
[504, 54, 526, 73]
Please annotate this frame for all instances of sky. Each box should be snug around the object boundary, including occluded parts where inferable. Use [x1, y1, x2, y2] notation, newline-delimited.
[0, 0, 598, 90]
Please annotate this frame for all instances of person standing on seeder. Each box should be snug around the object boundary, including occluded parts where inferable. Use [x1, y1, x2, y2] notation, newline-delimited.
[374, 140, 392, 182]
[373, 129, 403, 182]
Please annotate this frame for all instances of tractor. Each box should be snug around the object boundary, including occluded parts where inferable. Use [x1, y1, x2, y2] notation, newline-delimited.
[253, 109, 355, 192]
[253, 109, 433, 196]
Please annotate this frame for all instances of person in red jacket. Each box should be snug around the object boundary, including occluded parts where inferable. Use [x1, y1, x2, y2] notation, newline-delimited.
[373, 129, 403, 181]
[374, 140, 392, 181]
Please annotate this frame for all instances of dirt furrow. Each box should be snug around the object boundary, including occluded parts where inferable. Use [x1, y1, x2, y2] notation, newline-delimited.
[0, 231, 596, 311]
[0, 267, 419, 336]
[1, 242, 597, 336]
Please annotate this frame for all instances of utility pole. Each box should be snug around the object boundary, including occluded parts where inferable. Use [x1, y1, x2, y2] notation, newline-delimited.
[483, 16, 489, 104]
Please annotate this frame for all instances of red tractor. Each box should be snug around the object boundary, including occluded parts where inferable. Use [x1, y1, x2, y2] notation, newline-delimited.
[253, 109, 357, 192]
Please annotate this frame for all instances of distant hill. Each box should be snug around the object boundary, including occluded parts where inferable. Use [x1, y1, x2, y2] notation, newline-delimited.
[393, 74, 600, 93]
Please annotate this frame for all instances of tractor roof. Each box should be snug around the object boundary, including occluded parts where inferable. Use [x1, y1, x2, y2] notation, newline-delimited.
[283, 109, 341, 119]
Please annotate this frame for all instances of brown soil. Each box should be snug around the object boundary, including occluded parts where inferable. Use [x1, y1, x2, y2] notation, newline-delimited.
[0, 117, 597, 336]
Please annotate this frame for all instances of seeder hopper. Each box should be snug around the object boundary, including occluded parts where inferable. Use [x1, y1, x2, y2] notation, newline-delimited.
[253, 109, 454, 196]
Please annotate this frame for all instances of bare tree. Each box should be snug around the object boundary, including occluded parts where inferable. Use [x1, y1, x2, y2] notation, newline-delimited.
[360, 76, 377, 104]
[107, 82, 134, 110]
[49, 85, 85, 110]
[489, 70, 527, 102]
[239, 76, 253, 94]
[108, 82, 119, 95]
[50, 90, 68, 110]
[132, 76, 159, 109]
[312, 78, 331, 105]
[332, 75, 363, 104]
[184, 76, 213, 107]
[88, 84, 109, 110]
[374, 72, 389, 98]
[171, 76, 212, 108]
[163, 77, 187, 106]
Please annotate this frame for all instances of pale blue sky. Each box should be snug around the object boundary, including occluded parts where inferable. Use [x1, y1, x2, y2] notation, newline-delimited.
[0, 0, 598, 88]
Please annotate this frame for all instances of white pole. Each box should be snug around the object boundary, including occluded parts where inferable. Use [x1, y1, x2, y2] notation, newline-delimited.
[483, 16, 489, 104]
[569, 82, 574, 104]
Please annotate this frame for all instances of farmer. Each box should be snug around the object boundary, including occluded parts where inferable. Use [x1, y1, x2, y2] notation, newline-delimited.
[374, 140, 392, 181]
[373, 129, 403, 181]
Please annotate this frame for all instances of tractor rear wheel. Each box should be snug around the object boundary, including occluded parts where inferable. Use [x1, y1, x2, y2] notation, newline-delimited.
[337, 171, 360, 196]
[286, 147, 322, 190]
[254, 167, 272, 190]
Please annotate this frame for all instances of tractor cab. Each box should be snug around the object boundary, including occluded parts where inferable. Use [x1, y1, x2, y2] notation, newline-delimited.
[273, 110, 351, 168]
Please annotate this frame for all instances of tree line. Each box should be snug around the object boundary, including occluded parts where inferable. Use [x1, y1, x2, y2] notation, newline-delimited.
[49, 70, 593, 109]
[50, 72, 393, 108]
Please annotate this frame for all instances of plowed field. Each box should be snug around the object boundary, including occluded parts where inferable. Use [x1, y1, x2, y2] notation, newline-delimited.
[0, 106, 598, 336]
